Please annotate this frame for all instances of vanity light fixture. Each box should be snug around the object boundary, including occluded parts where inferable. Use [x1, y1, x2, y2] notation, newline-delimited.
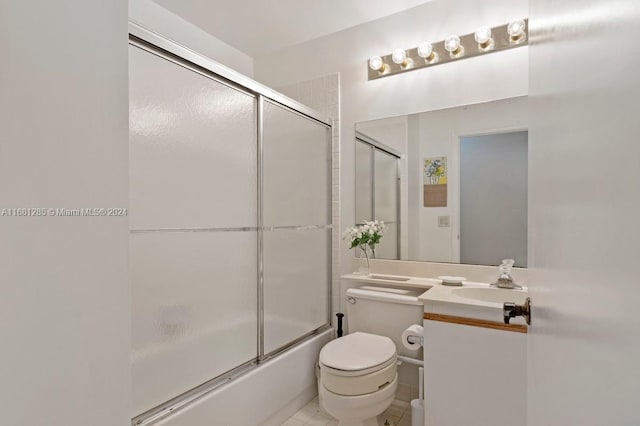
[507, 19, 527, 43]
[474, 26, 494, 50]
[392, 48, 413, 69]
[367, 19, 529, 81]
[368, 56, 389, 74]
[417, 42, 438, 63]
[444, 35, 464, 58]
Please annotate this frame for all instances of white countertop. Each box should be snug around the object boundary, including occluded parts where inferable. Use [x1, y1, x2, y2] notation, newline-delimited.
[342, 273, 529, 325]
[342, 272, 440, 291]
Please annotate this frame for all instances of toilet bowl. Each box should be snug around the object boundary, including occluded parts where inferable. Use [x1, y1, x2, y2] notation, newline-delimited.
[318, 332, 398, 426]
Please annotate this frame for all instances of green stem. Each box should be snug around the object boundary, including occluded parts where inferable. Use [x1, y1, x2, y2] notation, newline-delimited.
[360, 245, 370, 271]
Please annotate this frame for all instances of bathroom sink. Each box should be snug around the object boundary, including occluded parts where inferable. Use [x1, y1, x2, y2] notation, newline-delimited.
[451, 287, 528, 305]
[419, 283, 529, 324]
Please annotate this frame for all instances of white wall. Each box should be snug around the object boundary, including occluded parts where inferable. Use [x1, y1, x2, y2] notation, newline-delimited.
[0, 1, 130, 425]
[254, 0, 529, 278]
[129, 0, 254, 77]
[357, 116, 409, 155]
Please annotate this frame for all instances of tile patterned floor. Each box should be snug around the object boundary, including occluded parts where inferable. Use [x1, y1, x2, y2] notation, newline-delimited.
[281, 397, 412, 426]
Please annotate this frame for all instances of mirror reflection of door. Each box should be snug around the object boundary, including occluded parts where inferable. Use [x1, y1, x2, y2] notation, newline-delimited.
[459, 131, 528, 267]
[355, 136, 400, 259]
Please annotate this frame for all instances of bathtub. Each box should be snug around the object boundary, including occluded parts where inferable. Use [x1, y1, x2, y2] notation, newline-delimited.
[150, 328, 333, 426]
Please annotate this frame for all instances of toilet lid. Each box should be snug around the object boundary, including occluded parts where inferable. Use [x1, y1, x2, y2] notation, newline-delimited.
[319, 332, 396, 373]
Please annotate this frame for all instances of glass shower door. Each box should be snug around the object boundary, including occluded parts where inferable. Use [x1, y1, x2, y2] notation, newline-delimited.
[354, 138, 400, 260]
[262, 100, 332, 356]
[129, 44, 258, 415]
[374, 150, 399, 259]
[355, 140, 374, 224]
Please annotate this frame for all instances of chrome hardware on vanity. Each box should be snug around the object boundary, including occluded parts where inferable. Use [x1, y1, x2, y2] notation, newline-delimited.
[503, 297, 531, 325]
[491, 259, 523, 289]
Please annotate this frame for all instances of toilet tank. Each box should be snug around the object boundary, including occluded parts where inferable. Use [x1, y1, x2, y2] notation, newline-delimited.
[345, 286, 424, 358]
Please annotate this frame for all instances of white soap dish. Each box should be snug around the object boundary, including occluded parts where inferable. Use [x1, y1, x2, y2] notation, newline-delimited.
[438, 275, 466, 286]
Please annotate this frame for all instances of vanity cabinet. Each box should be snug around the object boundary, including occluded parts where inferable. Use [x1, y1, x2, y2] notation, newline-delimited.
[423, 317, 527, 426]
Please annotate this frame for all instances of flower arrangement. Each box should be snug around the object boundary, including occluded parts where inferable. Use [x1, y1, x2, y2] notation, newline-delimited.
[343, 220, 386, 274]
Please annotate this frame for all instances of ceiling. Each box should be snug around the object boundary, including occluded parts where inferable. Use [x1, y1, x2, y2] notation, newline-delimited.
[154, 0, 435, 57]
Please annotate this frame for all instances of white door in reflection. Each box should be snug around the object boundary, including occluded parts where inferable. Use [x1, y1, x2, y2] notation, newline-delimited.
[459, 131, 528, 267]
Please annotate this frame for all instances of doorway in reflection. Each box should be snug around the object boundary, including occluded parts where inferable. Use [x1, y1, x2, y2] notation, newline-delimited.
[460, 131, 528, 267]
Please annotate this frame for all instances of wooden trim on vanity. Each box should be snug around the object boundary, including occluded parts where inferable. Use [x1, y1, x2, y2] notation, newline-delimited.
[424, 313, 528, 334]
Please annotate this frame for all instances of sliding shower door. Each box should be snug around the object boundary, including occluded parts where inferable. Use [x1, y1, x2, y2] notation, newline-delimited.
[355, 138, 400, 259]
[129, 31, 333, 424]
[355, 140, 374, 224]
[374, 149, 399, 259]
[262, 100, 331, 356]
[129, 44, 258, 415]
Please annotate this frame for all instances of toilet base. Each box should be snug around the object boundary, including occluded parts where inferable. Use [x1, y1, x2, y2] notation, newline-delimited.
[319, 374, 397, 426]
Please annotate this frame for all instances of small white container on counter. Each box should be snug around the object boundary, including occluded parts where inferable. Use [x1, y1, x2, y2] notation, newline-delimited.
[437, 276, 466, 286]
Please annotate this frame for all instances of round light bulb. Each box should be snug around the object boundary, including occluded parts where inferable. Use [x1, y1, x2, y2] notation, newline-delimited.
[474, 26, 492, 44]
[444, 35, 461, 53]
[369, 56, 384, 71]
[392, 48, 407, 65]
[417, 42, 433, 59]
[507, 19, 526, 38]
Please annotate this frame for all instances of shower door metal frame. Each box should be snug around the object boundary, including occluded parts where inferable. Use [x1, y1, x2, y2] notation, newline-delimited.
[129, 22, 333, 426]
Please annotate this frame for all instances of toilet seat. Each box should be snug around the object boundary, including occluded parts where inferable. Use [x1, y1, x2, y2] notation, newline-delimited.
[319, 332, 397, 396]
[320, 332, 396, 374]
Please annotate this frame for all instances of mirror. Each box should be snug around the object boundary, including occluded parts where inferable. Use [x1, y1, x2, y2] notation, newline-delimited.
[355, 96, 529, 267]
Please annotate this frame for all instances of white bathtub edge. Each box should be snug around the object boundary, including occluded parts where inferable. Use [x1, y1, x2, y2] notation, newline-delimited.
[155, 329, 333, 426]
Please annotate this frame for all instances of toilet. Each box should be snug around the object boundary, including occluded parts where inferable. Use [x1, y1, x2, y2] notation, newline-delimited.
[318, 286, 424, 426]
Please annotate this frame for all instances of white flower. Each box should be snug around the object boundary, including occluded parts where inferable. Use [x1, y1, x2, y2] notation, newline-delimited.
[344, 219, 385, 246]
[342, 227, 354, 239]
